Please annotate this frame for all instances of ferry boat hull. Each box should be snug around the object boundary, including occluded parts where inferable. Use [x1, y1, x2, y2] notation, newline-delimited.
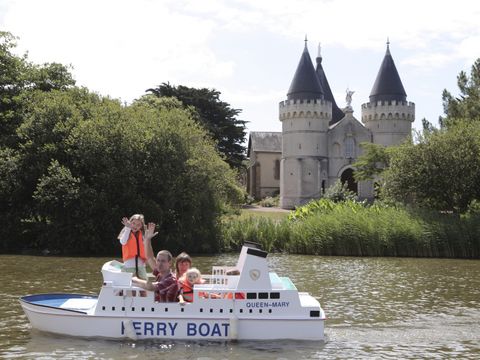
[20, 244, 326, 341]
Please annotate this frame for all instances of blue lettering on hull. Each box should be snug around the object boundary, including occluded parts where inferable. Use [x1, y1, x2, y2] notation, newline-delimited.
[245, 301, 290, 308]
[121, 321, 229, 338]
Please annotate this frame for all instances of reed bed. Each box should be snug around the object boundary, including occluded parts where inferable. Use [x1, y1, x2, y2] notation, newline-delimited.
[220, 200, 480, 258]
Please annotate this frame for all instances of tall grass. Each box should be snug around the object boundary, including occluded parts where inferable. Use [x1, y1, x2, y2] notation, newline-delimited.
[220, 200, 480, 258]
[220, 215, 291, 253]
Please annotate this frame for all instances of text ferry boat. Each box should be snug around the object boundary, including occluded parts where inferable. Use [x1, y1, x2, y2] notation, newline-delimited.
[20, 243, 326, 340]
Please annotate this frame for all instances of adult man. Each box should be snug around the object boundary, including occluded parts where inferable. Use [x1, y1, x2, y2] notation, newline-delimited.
[131, 223, 179, 302]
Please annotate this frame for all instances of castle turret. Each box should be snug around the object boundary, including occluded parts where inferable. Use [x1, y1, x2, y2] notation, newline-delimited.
[361, 42, 415, 146]
[315, 44, 344, 125]
[279, 41, 332, 209]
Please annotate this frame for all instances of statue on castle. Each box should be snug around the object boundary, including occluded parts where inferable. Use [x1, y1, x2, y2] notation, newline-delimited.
[346, 88, 355, 108]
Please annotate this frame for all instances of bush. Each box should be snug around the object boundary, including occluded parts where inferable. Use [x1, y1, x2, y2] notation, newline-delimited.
[0, 91, 243, 255]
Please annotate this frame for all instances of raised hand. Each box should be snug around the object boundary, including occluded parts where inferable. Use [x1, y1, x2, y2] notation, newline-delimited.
[121, 217, 131, 228]
[144, 222, 158, 240]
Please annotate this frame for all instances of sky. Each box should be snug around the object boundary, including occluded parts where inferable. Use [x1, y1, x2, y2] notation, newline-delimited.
[1, 0, 479, 138]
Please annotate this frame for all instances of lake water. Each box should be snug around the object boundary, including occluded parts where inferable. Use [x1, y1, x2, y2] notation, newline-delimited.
[1, 254, 479, 359]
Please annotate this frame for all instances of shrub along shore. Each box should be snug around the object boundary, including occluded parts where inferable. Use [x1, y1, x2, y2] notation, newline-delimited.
[221, 200, 480, 258]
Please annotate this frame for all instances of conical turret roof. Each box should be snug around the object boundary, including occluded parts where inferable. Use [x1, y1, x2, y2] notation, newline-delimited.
[369, 43, 407, 102]
[315, 50, 344, 125]
[287, 43, 324, 101]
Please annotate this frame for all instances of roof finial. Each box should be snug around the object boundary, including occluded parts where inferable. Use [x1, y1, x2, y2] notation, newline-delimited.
[317, 42, 322, 58]
[387, 37, 390, 48]
[304, 34, 308, 48]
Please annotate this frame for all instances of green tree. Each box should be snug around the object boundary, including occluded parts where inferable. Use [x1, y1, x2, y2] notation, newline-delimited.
[147, 83, 247, 169]
[382, 122, 480, 212]
[0, 88, 243, 254]
[440, 58, 480, 128]
[0, 31, 75, 147]
[353, 142, 391, 181]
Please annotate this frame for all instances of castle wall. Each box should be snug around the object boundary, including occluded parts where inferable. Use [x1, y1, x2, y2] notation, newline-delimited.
[361, 100, 415, 146]
[279, 98, 331, 208]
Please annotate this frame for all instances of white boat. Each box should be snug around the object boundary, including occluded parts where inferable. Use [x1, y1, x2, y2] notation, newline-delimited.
[20, 242, 326, 340]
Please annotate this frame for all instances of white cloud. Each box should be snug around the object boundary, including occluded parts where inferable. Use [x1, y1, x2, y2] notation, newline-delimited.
[2, 0, 236, 102]
[1, 0, 479, 131]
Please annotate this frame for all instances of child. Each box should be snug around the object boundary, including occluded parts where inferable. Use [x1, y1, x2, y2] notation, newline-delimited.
[178, 267, 204, 304]
[118, 214, 148, 280]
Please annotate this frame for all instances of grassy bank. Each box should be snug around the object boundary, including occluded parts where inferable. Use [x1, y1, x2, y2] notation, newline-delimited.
[220, 200, 480, 258]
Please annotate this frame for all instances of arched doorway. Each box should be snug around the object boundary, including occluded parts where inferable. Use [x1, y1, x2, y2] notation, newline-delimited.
[340, 168, 357, 194]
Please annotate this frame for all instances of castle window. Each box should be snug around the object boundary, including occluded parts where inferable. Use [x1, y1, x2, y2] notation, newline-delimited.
[274, 160, 280, 180]
[345, 137, 355, 158]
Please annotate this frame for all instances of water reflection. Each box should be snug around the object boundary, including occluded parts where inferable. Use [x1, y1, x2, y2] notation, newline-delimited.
[1, 254, 479, 359]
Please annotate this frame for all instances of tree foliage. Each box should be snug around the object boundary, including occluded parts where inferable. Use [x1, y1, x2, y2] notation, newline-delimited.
[323, 179, 358, 202]
[0, 32, 75, 147]
[0, 34, 243, 255]
[382, 122, 480, 212]
[147, 83, 247, 169]
[353, 142, 391, 182]
[441, 58, 480, 127]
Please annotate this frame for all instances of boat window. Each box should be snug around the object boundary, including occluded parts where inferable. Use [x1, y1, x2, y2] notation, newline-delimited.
[310, 310, 320, 317]
[258, 292, 268, 299]
[270, 292, 280, 299]
[247, 293, 257, 299]
[224, 292, 245, 299]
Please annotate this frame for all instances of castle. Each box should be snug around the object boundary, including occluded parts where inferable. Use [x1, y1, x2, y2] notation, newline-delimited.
[247, 41, 415, 209]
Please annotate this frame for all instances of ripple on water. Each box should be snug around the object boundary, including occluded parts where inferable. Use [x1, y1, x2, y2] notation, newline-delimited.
[1, 254, 480, 359]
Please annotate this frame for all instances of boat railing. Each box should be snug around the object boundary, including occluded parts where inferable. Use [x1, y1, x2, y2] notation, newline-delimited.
[201, 266, 239, 289]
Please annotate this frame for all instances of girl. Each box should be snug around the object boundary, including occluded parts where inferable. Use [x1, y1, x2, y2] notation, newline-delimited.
[118, 214, 148, 279]
[178, 267, 203, 304]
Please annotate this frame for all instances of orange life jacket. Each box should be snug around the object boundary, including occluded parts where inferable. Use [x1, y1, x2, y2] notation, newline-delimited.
[179, 280, 194, 302]
[122, 231, 146, 262]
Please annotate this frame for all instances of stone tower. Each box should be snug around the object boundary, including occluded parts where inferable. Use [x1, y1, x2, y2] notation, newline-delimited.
[361, 42, 415, 146]
[279, 42, 332, 209]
